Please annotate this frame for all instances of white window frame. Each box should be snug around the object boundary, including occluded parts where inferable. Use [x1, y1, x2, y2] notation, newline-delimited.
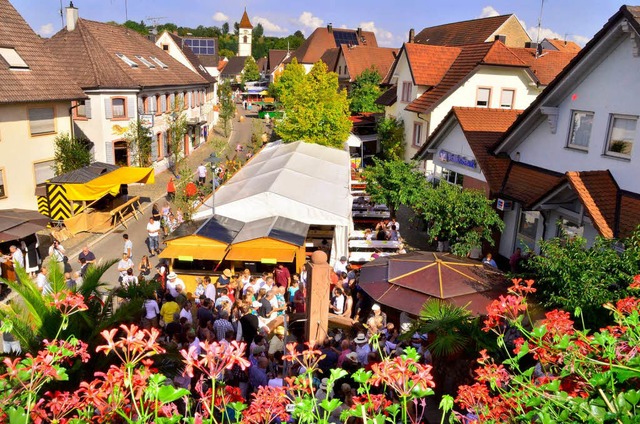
[116, 53, 139, 68]
[28, 106, 55, 136]
[0, 167, 6, 199]
[111, 97, 127, 119]
[135, 55, 156, 68]
[605, 114, 637, 158]
[499, 89, 515, 109]
[33, 159, 55, 187]
[150, 56, 168, 69]
[401, 81, 412, 103]
[567, 110, 594, 151]
[412, 121, 423, 147]
[476, 87, 491, 108]
[0, 47, 29, 69]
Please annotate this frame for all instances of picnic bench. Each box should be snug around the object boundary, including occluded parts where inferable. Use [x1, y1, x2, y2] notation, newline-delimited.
[110, 196, 142, 229]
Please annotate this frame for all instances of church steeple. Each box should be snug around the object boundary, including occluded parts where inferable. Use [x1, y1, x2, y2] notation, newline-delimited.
[238, 8, 253, 57]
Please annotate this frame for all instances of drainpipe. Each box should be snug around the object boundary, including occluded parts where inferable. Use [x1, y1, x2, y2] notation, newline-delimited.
[69, 102, 80, 139]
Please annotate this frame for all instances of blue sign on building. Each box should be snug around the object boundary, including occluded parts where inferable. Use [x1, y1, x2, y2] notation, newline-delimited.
[438, 149, 477, 169]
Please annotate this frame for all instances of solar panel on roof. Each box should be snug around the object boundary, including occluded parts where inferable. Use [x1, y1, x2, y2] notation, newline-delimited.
[333, 30, 359, 47]
[184, 38, 216, 55]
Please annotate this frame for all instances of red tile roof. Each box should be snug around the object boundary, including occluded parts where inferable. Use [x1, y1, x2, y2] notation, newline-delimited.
[0, 0, 85, 103]
[618, 193, 640, 239]
[404, 43, 461, 86]
[500, 162, 564, 207]
[47, 19, 209, 89]
[268, 49, 289, 72]
[167, 32, 216, 82]
[320, 48, 340, 72]
[566, 171, 618, 238]
[510, 48, 577, 85]
[289, 27, 377, 65]
[482, 41, 527, 66]
[341, 45, 399, 82]
[375, 85, 397, 106]
[239, 9, 253, 29]
[405, 42, 495, 114]
[414, 14, 514, 46]
[544, 38, 582, 53]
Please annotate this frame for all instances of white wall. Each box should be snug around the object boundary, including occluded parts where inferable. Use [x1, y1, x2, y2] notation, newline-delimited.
[0, 102, 72, 210]
[512, 36, 640, 193]
[431, 123, 487, 181]
[155, 33, 197, 74]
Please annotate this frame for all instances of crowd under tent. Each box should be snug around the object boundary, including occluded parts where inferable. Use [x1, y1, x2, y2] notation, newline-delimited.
[37, 162, 154, 234]
[194, 141, 353, 265]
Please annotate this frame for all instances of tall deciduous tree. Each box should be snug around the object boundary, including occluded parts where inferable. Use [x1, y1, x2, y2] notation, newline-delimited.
[218, 80, 236, 137]
[362, 158, 428, 218]
[348, 67, 383, 113]
[241, 56, 261, 83]
[53, 133, 92, 176]
[273, 60, 351, 148]
[377, 117, 405, 161]
[165, 97, 188, 172]
[418, 182, 504, 256]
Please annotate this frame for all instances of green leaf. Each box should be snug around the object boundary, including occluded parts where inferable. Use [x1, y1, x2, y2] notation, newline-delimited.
[612, 367, 640, 383]
[157, 385, 190, 403]
[439, 395, 454, 412]
[623, 389, 640, 406]
[532, 325, 548, 338]
[8, 406, 28, 424]
[319, 398, 342, 413]
[554, 334, 570, 350]
[352, 369, 372, 384]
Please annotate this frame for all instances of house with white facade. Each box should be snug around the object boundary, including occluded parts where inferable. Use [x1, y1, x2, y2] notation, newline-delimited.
[155, 31, 218, 125]
[487, 5, 640, 257]
[46, 4, 209, 172]
[0, 0, 86, 210]
[378, 14, 576, 166]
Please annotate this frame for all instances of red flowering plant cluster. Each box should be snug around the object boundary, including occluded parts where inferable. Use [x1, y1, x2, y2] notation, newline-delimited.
[454, 278, 640, 423]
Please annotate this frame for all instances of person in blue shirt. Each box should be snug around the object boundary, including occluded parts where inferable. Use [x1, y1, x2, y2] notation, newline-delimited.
[482, 253, 497, 268]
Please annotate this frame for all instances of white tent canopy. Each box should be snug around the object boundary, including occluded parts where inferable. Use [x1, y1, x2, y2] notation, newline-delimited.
[194, 141, 353, 264]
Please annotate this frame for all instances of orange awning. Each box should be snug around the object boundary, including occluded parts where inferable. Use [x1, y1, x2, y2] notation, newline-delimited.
[159, 244, 227, 261]
[225, 246, 296, 263]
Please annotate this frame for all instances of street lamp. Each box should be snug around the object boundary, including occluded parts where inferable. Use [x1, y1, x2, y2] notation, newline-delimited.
[203, 153, 221, 214]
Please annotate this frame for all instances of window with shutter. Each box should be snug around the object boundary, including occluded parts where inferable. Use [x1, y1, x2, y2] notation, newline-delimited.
[160, 95, 167, 113]
[105, 141, 114, 164]
[151, 133, 158, 161]
[28, 107, 55, 135]
[33, 160, 55, 186]
[111, 97, 126, 118]
[104, 98, 113, 119]
[0, 168, 6, 198]
[85, 99, 92, 119]
[127, 97, 135, 118]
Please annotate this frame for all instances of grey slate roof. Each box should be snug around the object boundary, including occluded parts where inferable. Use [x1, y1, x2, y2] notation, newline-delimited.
[48, 162, 119, 184]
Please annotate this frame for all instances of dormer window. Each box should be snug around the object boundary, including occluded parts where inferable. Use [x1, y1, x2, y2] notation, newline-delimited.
[0, 47, 29, 70]
[116, 53, 138, 68]
[150, 56, 168, 69]
[135, 55, 156, 68]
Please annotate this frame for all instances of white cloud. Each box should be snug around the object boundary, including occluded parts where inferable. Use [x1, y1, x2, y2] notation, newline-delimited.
[212, 12, 229, 22]
[478, 6, 500, 18]
[359, 21, 398, 47]
[39, 23, 54, 37]
[297, 11, 323, 29]
[571, 34, 590, 46]
[519, 18, 561, 43]
[253, 16, 287, 34]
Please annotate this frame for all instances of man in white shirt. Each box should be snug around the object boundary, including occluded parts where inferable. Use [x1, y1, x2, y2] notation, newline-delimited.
[331, 288, 345, 315]
[122, 234, 133, 261]
[117, 253, 134, 282]
[204, 276, 216, 302]
[146, 218, 161, 256]
[196, 163, 207, 185]
[333, 256, 348, 275]
[36, 267, 52, 294]
[9, 245, 24, 270]
[166, 272, 185, 298]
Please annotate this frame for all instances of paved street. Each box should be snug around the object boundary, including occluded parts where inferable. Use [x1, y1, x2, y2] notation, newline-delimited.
[62, 105, 255, 287]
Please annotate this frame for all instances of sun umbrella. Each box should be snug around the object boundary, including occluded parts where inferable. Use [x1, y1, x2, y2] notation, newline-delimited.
[359, 251, 507, 315]
[0, 209, 50, 243]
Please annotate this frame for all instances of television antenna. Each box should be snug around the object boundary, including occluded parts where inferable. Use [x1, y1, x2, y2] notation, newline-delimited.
[145, 16, 168, 35]
[535, 0, 545, 58]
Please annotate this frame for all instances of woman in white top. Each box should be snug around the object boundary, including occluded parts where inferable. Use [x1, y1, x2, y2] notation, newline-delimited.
[142, 294, 160, 329]
[180, 300, 193, 324]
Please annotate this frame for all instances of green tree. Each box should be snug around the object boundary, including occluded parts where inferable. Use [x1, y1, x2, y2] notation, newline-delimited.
[165, 98, 188, 172]
[362, 158, 428, 218]
[218, 79, 236, 137]
[241, 56, 261, 82]
[273, 60, 351, 147]
[222, 22, 229, 35]
[123, 20, 148, 35]
[348, 67, 384, 113]
[253, 22, 264, 39]
[112, 118, 153, 167]
[377, 117, 405, 161]
[53, 132, 92, 176]
[418, 182, 504, 256]
[218, 48, 234, 59]
[525, 229, 640, 328]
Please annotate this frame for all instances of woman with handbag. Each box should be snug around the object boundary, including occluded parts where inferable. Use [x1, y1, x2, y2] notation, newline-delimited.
[138, 255, 151, 279]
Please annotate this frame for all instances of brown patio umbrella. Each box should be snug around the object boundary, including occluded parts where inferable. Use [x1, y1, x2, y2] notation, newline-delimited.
[0, 209, 50, 243]
[359, 251, 508, 315]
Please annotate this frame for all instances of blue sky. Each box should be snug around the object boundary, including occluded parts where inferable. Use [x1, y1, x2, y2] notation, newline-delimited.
[13, 0, 623, 47]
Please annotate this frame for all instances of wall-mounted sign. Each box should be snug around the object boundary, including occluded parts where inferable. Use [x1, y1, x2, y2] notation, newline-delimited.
[140, 114, 154, 129]
[496, 198, 513, 211]
[438, 149, 477, 169]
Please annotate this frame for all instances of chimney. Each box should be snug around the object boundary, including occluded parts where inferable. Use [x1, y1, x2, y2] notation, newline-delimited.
[357, 27, 362, 38]
[408, 28, 415, 43]
[66, 1, 78, 32]
[327, 23, 333, 33]
[494, 34, 506, 43]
